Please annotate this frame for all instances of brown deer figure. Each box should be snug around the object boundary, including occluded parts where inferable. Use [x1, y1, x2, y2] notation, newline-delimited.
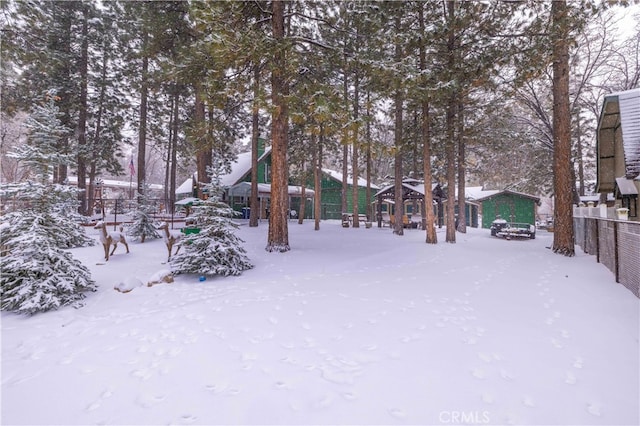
[157, 222, 183, 262]
[94, 221, 129, 261]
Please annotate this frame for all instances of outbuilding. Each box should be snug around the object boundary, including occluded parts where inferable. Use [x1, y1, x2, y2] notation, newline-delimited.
[473, 190, 540, 229]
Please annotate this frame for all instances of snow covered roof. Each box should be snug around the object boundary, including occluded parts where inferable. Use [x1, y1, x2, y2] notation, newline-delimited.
[464, 186, 500, 200]
[597, 88, 640, 193]
[222, 148, 269, 187]
[176, 176, 195, 195]
[616, 89, 640, 178]
[176, 147, 273, 195]
[66, 176, 163, 191]
[322, 168, 380, 189]
[373, 180, 440, 198]
[472, 189, 540, 203]
[615, 177, 639, 196]
[228, 181, 315, 198]
[174, 197, 200, 206]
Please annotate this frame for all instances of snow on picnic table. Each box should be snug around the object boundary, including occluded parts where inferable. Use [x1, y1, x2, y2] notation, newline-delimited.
[2, 221, 638, 425]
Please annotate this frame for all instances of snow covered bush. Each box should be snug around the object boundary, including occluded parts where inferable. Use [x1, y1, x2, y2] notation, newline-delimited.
[0, 91, 96, 314]
[169, 166, 253, 277]
[0, 218, 97, 314]
[1, 182, 95, 249]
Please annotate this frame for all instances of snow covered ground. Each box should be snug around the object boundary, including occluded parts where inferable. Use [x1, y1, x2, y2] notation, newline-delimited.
[2, 221, 638, 425]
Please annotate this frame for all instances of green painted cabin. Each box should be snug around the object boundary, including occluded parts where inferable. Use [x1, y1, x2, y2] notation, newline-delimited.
[475, 190, 540, 228]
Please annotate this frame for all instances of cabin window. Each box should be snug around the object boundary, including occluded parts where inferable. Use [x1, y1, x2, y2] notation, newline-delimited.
[264, 163, 271, 183]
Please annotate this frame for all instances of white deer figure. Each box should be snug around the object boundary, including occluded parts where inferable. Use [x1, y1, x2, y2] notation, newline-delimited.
[94, 221, 129, 261]
[157, 221, 183, 262]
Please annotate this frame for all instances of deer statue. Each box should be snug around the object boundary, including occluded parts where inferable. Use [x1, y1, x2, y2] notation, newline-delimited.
[157, 222, 183, 262]
[94, 221, 130, 261]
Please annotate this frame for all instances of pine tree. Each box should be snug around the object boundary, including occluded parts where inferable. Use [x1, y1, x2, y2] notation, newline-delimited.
[126, 184, 161, 243]
[169, 165, 253, 277]
[0, 93, 96, 314]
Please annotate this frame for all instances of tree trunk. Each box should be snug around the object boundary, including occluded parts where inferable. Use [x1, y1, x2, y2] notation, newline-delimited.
[250, 65, 260, 227]
[169, 89, 179, 214]
[341, 50, 349, 218]
[393, 14, 404, 237]
[88, 43, 108, 217]
[457, 102, 466, 233]
[314, 129, 323, 231]
[445, 0, 456, 244]
[137, 32, 149, 201]
[365, 89, 373, 221]
[266, 0, 290, 252]
[298, 158, 306, 225]
[194, 83, 209, 199]
[351, 68, 360, 228]
[419, 3, 437, 244]
[551, 0, 575, 256]
[76, 3, 89, 215]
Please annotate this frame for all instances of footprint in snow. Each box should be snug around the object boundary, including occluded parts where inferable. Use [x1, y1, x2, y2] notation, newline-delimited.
[274, 380, 291, 390]
[551, 338, 564, 349]
[179, 414, 198, 423]
[135, 393, 165, 408]
[565, 371, 577, 385]
[478, 353, 493, 363]
[471, 368, 486, 379]
[342, 391, 357, 401]
[586, 402, 602, 416]
[573, 357, 584, 369]
[388, 408, 407, 419]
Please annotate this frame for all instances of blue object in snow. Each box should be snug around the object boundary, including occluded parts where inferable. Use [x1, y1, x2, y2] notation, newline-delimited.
[199, 276, 206, 282]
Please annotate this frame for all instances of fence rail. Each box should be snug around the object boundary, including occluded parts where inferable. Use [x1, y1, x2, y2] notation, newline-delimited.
[574, 208, 640, 298]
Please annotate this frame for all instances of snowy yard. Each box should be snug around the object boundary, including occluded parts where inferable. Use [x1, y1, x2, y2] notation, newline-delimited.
[1, 221, 638, 425]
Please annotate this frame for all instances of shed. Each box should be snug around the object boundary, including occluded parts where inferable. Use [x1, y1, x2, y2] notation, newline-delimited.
[596, 88, 640, 220]
[473, 190, 540, 229]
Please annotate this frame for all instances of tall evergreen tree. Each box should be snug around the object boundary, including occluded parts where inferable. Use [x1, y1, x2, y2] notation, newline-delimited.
[0, 93, 96, 315]
[551, 0, 575, 256]
[266, 0, 290, 252]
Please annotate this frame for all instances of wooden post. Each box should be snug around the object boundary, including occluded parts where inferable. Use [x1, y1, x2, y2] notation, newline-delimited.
[614, 220, 619, 283]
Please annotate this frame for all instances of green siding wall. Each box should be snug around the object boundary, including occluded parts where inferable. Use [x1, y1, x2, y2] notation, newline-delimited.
[481, 194, 536, 228]
[309, 174, 373, 220]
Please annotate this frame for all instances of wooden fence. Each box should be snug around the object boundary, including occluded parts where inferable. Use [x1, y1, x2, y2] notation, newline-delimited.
[574, 207, 640, 298]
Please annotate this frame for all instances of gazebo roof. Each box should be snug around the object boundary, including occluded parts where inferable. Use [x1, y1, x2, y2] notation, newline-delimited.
[374, 179, 443, 201]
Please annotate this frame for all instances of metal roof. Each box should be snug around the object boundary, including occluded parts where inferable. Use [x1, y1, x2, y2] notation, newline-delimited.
[615, 177, 639, 196]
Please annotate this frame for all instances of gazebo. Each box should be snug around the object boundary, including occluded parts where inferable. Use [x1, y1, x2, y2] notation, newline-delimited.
[373, 179, 445, 228]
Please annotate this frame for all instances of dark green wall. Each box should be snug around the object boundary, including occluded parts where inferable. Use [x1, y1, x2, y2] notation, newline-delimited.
[310, 174, 373, 220]
[481, 193, 536, 228]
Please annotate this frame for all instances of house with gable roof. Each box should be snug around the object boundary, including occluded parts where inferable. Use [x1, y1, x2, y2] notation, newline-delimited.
[596, 88, 640, 221]
[176, 138, 314, 220]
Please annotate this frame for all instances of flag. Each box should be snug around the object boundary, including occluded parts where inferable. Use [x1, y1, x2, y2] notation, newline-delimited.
[129, 158, 136, 176]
